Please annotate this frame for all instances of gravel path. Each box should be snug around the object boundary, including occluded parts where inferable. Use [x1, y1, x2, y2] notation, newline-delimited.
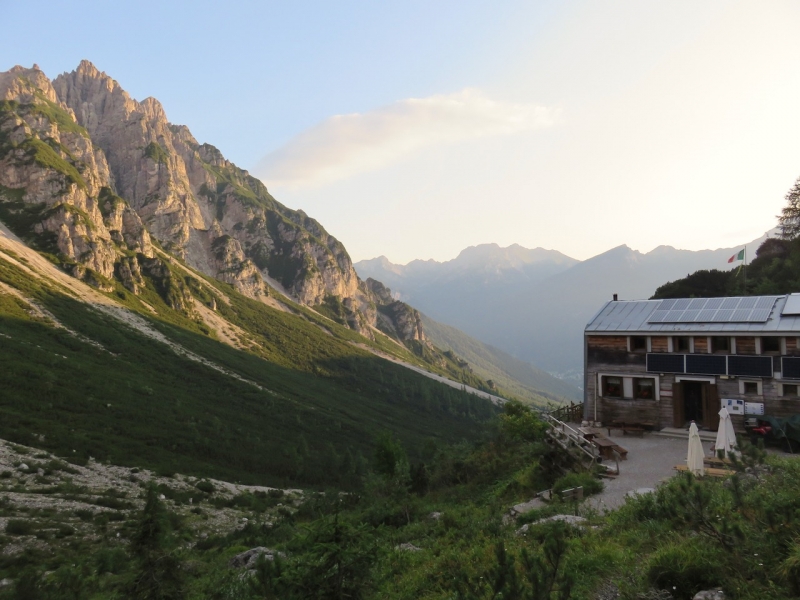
[585, 433, 714, 512]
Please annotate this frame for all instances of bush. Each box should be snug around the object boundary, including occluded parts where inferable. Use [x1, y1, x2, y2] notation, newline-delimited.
[195, 480, 215, 494]
[552, 472, 603, 499]
[6, 519, 34, 535]
[646, 539, 724, 598]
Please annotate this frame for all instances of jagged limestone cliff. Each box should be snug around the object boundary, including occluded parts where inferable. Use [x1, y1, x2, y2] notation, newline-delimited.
[0, 62, 429, 345]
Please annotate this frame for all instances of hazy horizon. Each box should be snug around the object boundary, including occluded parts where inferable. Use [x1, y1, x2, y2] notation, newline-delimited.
[4, 1, 799, 264]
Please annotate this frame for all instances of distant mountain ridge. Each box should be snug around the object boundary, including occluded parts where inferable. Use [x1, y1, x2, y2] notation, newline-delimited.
[356, 234, 774, 387]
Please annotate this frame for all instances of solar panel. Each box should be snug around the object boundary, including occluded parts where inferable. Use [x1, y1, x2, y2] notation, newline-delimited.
[673, 298, 691, 310]
[646, 353, 685, 374]
[698, 309, 717, 321]
[782, 294, 800, 316]
[689, 298, 707, 309]
[658, 299, 677, 310]
[721, 297, 740, 309]
[749, 309, 772, 322]
[739, 297, 757, 309]
[756, 296, 776, 309]
[648, 296, 780, 323]
[783, 357, 800, 379]
[686, 354, 727, 375]
[731, 308, 751, 321]
[728, 356, 772, 377]
[710, 309, 733, 322]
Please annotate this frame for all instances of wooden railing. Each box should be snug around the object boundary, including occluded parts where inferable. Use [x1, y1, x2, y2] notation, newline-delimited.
[549, 401, 583, 423]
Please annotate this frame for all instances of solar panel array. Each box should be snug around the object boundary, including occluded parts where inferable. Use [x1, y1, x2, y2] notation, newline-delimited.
[647, 296, 779, 324]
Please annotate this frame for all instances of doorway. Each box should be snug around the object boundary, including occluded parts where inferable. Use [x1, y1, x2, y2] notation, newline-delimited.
[684, 381, 704, 423]
[672, 381, 721, 430]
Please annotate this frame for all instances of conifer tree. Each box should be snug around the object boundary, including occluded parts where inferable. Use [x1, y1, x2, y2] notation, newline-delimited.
[778, 176, 800, 239]
[128, 485, 185, 600]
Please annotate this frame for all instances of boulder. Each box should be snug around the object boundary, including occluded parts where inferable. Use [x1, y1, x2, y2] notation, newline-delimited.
[693, 590, 725, 600]
[229, 547, 278, 569]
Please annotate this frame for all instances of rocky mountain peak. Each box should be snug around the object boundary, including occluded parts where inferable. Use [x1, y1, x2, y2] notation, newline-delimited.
[0, 61, 430, 345]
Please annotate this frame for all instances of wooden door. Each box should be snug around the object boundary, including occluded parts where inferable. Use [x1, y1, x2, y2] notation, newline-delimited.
[704, 384, 721, 431]
[672, 382, 685, 428]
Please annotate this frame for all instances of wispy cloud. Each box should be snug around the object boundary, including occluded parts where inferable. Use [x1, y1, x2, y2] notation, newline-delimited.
[255, 89, 560, 187]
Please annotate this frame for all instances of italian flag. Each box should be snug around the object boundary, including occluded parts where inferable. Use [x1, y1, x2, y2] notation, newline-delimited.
[728, 249, 745, 263]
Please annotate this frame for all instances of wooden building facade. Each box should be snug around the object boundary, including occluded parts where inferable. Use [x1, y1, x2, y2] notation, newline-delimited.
[584, 294, 800, 432]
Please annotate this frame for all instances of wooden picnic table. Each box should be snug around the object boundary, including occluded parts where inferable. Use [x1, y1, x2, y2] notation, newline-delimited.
[591, 437, 628, 460]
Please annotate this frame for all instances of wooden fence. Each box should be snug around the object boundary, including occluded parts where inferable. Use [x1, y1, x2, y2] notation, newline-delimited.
[549, 401, 583, 423]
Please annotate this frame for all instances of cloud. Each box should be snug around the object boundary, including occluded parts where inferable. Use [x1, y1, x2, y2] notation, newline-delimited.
[255, 89, 560, 187]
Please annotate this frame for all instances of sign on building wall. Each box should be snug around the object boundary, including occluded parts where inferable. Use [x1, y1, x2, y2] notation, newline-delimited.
[723, 398, 744, 415]
[745, 402, 765, 416]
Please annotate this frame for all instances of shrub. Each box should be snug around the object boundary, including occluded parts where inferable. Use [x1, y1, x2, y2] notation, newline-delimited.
[195, 480, 215, 494]
[6, 519, 34, 535]
[552, 472, 603, 499]
[646, 539, 724, 599]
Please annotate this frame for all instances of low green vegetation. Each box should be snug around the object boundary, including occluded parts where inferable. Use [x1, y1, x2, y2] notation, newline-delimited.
[2, 402, 796, 599]
[29, 90, 90, 138]
[0, 248, 498, 489]
[143, 141, 169, 165]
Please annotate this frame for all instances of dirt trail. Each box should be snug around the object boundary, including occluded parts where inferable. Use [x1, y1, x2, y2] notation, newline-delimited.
[352, 342, 506, 405]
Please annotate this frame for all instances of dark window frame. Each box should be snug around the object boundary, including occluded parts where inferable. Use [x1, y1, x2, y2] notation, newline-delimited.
[630, 336, 647, 352]
[711, 336, 730, 354]
[674, 336, 690, 353]
[603, 376, 623, 398]
[634, 378, 655, 400]
[762, 337, 781, 354]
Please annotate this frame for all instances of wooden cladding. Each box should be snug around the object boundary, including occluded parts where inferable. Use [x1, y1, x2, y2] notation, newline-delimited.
[693, 337, 709, 353]
[650, 337, 669, 352]
[735, 337, 757, 354]
[587, 336, 628, 350]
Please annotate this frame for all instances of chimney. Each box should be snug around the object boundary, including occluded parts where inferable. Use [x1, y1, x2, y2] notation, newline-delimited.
[612, 293, 618, 301]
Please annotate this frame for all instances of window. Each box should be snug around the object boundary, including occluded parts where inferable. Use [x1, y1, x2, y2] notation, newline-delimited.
[674, 337, 690, 352]
[711, 337, 730, 353]
[743, 381, 759, 395]
[783, 384, 799, 397]
[634, 378, 655, 400]
[762, 337, 781, 353]
[631, 336, 647, 352]
[603, 376, 622, 398]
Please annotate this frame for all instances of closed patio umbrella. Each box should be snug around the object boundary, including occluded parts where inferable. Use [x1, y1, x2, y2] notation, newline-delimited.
[714, 407, 737, 459]
[687, 421, 705, 476]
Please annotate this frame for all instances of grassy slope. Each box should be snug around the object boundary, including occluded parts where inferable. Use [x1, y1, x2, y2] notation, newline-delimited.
[0, 250, 498, 490]
[420, 313, 581, 406]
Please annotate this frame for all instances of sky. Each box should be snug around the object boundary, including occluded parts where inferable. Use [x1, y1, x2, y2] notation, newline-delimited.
[3, 0, 800, 264]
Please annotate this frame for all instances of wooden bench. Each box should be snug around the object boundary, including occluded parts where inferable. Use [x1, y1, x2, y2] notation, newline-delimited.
[622, 427, 645, 437]
[674, 464, 734, 477]
[608, 421, 654, 437]
[704, 456, 733, 468]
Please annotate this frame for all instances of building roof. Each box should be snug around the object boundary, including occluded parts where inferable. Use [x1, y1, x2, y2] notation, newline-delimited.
[585, 294, 800, 335]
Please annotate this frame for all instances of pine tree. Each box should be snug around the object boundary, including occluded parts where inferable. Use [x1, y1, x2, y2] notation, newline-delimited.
[778, 176, 800, 239]
[128, 485, 185, 600]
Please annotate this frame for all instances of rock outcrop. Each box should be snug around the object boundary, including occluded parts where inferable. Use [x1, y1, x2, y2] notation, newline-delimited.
[0, 61, 429, 344]
[0, 65, 153, 289]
